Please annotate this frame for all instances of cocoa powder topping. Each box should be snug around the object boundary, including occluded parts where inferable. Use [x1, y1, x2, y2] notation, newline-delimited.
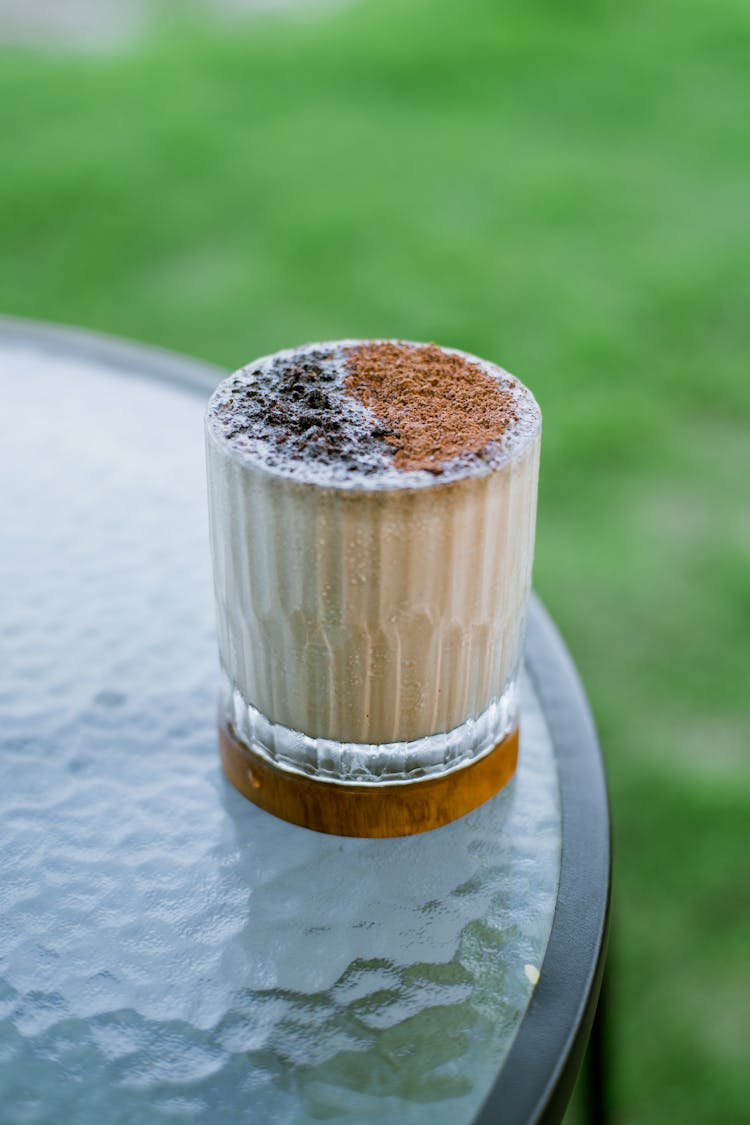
[344, 341, 518, 473]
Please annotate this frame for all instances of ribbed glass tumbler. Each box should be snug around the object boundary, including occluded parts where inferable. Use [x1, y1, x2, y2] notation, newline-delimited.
[205, 343, 541, 836]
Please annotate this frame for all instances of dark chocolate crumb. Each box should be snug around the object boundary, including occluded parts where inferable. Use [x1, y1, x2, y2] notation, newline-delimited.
[306, 388, 328, 410]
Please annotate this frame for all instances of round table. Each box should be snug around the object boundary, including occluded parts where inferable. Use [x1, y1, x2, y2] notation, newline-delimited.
[0, 318, 610, 1125]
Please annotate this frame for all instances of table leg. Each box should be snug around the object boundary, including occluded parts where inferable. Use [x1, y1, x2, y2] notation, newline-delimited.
[585, 965, 610, 1125]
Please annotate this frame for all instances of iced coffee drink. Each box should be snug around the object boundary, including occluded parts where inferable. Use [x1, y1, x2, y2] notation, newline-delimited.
[206, 340, 541, 836]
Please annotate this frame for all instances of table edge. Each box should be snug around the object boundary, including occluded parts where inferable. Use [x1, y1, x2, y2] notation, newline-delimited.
[0, 313, 226, 393]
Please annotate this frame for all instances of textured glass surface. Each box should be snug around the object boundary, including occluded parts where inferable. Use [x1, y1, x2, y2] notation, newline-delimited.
[223, 673, 520, 783]
[0, 339, 561, 1124]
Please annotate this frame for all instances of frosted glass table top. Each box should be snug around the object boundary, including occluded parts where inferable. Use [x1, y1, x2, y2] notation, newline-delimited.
[0, 321, 606, 1125]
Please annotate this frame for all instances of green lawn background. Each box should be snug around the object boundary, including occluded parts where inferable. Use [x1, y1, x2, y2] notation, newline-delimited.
[2, 0, 749, 1121]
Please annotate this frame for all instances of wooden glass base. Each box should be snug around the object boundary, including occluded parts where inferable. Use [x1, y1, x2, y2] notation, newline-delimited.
[219, 722, 519, 837]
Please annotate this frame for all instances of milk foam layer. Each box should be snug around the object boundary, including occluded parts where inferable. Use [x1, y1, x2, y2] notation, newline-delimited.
[206, 341, 541, 782]
[207, 339, 539, 489]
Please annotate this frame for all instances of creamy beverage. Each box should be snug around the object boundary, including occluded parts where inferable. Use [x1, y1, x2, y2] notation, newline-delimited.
[205, 340, 541, 832]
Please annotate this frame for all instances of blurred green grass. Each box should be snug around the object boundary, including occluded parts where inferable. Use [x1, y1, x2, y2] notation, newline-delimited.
[1, 0, 749, 1121]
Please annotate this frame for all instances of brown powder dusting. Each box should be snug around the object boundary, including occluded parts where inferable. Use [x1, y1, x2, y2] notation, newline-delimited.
[344, 341, 518, 473]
